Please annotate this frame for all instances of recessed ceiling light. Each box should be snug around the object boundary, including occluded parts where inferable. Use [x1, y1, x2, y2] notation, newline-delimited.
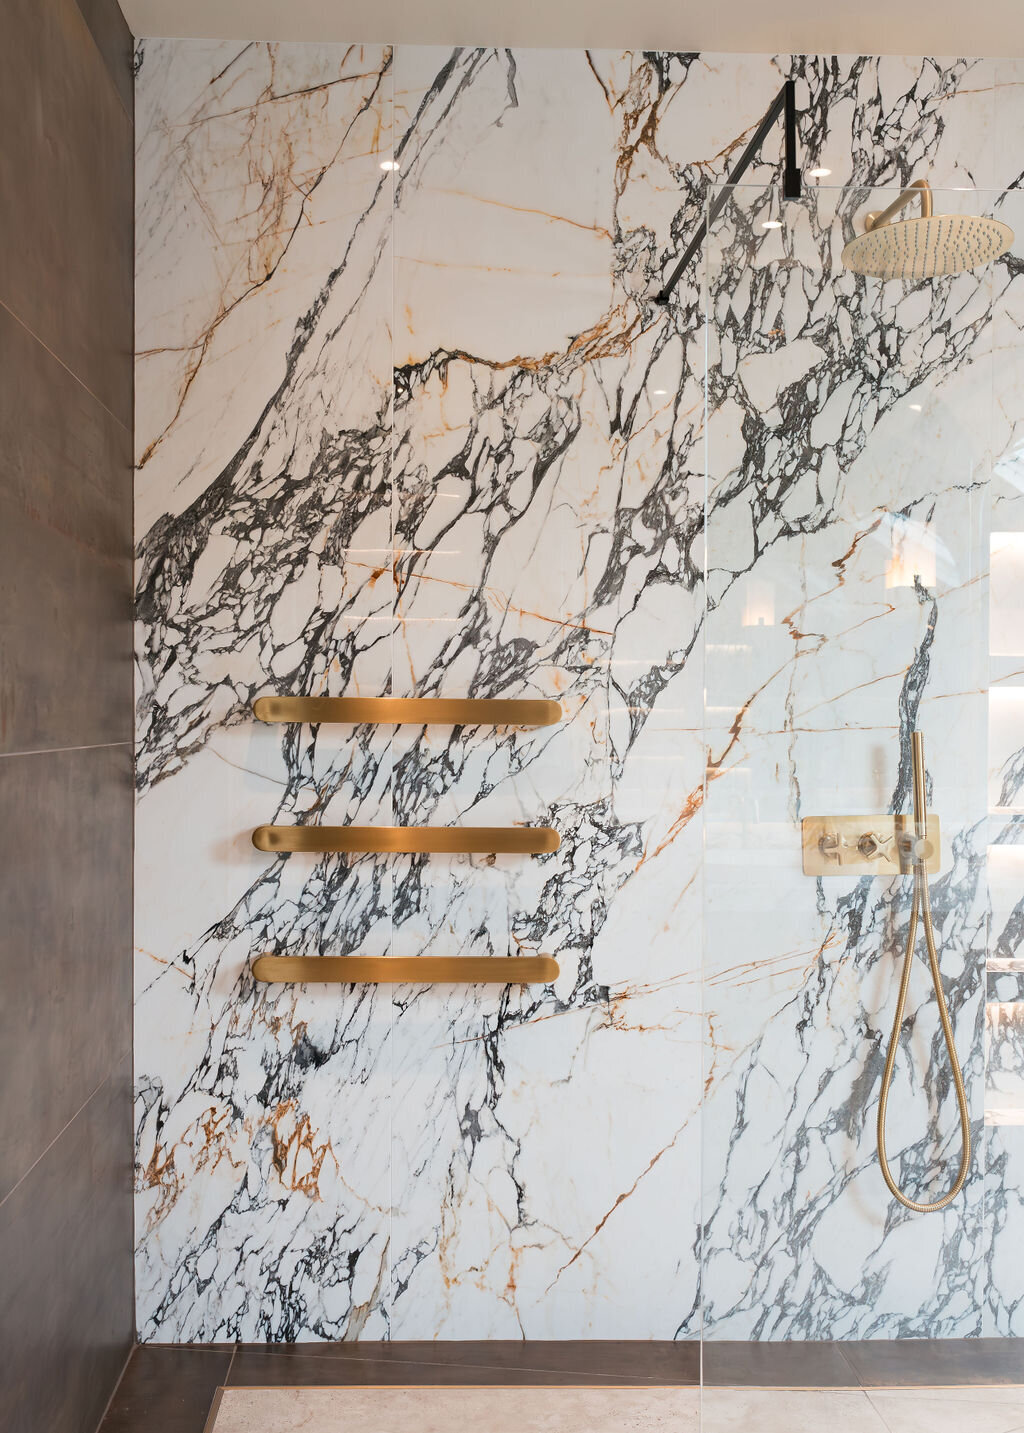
[809, 166, 832, 178]
[653, 388, 668, 395]
[762, 219, 783, 230]
[909, 403, 922, 411]
[380, 159, 399, 171]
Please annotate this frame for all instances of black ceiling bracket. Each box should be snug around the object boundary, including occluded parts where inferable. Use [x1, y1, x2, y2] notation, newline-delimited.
[654, 79, 802, 305]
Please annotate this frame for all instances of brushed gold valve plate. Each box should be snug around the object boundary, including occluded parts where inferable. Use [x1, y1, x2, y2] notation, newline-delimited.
[802, 813, 940, 876]
[252, 954, 559, 985]
[253, 696, 561, 726]
[252, 825, 560, 855]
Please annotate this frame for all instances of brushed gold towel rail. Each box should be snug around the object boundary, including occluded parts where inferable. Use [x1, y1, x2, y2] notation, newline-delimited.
[253, 696, 561, 726]
[252, 825, 560, 855]
[252, 954, 559, 984]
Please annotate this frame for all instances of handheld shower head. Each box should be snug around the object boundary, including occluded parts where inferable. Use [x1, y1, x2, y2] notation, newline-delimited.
[842, 177, 1013, 279]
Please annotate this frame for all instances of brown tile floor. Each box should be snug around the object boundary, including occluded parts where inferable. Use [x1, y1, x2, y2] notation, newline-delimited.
[96, 1338, 1024, 1432]
[841, 1337, 1024, 1387]
[99, 1342, 695, 1431]
[703, 1337, 1024, 1387]
[98, 1347, 233, 1433]
[702, 1339, 859, 1387]
[227, 1339, 698, 1387]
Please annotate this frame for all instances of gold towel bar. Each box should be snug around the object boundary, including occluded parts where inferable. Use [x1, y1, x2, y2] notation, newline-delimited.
[253, 696, 561, 726]
[252, 954, 560, 984]
[252, 825, 560, 855]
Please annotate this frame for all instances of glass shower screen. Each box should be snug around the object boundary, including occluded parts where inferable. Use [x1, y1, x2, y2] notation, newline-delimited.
[699, 181, 1024, 1424]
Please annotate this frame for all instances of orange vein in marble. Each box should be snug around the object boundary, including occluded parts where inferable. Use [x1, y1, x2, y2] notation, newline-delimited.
[429, 189, 613, 241]
[138, 57, 390, 469]
[544, 1117, 693, 1290]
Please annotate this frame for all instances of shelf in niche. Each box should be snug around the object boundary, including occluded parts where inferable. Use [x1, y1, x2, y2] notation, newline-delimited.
[988, 958, 1024, 973]
[985, 1108, 1024, 1127]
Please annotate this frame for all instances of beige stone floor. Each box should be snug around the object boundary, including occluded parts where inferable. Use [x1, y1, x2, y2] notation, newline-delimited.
[208, 1383, 1024, 1433]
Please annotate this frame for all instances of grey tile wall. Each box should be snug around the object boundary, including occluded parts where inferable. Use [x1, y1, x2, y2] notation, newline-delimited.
[0, 744, 133, 1203]
[1, 1068, 135, 1433]
[0, 303, 133, 755]
[0, 0, 133, 426]
[73, 0, 134, 114]
[0, 1, 134, 1431]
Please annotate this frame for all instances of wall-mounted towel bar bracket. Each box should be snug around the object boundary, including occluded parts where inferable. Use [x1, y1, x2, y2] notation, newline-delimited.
[252, 954, 560, 984]
[253, 696, 561, 726]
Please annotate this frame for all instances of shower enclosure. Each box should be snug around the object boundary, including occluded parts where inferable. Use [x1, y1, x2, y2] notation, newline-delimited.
[131, 43, 1024, 1430]
[697, 180, 1024, 1423]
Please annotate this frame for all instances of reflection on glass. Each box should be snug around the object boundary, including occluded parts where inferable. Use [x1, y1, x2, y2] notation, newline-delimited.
[741, 577, 776, 627]
[885, 514, 937, 589]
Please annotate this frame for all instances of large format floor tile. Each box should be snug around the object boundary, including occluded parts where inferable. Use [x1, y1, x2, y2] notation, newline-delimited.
[233, 1338, 698, 1382]
[96, 1346, 1024, 1433]
[867, 1387, 1024, 1433]
[209, 1385, 701, 1432]
[98, 1346, 234, 1433]
[226, 1348, 666, 1388]
[699, 1388, 891, 1432]
[844, 1338, 1024, 1387]
[703, 1339, 858, 1387]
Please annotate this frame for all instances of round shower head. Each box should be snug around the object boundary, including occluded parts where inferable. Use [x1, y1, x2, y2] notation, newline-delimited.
[842, 212, 1014, 280]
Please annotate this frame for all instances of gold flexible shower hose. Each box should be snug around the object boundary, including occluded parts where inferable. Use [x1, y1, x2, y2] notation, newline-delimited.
[876, 732, 971, 1213]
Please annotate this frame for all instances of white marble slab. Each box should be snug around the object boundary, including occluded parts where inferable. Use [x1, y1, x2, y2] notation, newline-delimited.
[134, 40, 1024, 1343]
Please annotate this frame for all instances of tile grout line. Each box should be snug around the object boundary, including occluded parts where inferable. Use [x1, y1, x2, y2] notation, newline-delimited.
[0, 1053, 130, 1217]
[854, 1383, 1024, 1433]
[0, 739, 131, 761]
[204, 1346, 239, 1433]
[91, 1342, 136, 1433]
[202, 1385, 227, 1433]
[862, 1387, 900, 1433]
[0, 293, 131, 436]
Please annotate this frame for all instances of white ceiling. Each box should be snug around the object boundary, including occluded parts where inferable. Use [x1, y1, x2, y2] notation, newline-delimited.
[119, 0, 1024, 57]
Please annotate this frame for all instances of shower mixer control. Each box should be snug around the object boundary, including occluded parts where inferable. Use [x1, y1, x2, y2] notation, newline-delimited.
[858, 831, 895, 861]
[802, 813, 941, 876]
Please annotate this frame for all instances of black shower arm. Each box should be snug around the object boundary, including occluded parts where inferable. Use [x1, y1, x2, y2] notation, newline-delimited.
[654, 79, 802, 305]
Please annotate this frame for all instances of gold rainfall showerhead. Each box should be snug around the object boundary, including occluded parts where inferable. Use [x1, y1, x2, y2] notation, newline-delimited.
[841, 178, 1014, 279]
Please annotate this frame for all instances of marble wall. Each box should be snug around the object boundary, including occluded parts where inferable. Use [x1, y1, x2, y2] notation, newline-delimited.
[134, 42, 1024, 1342]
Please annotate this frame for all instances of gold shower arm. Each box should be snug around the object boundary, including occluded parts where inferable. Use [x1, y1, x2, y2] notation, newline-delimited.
[865, 177, 933, 231]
